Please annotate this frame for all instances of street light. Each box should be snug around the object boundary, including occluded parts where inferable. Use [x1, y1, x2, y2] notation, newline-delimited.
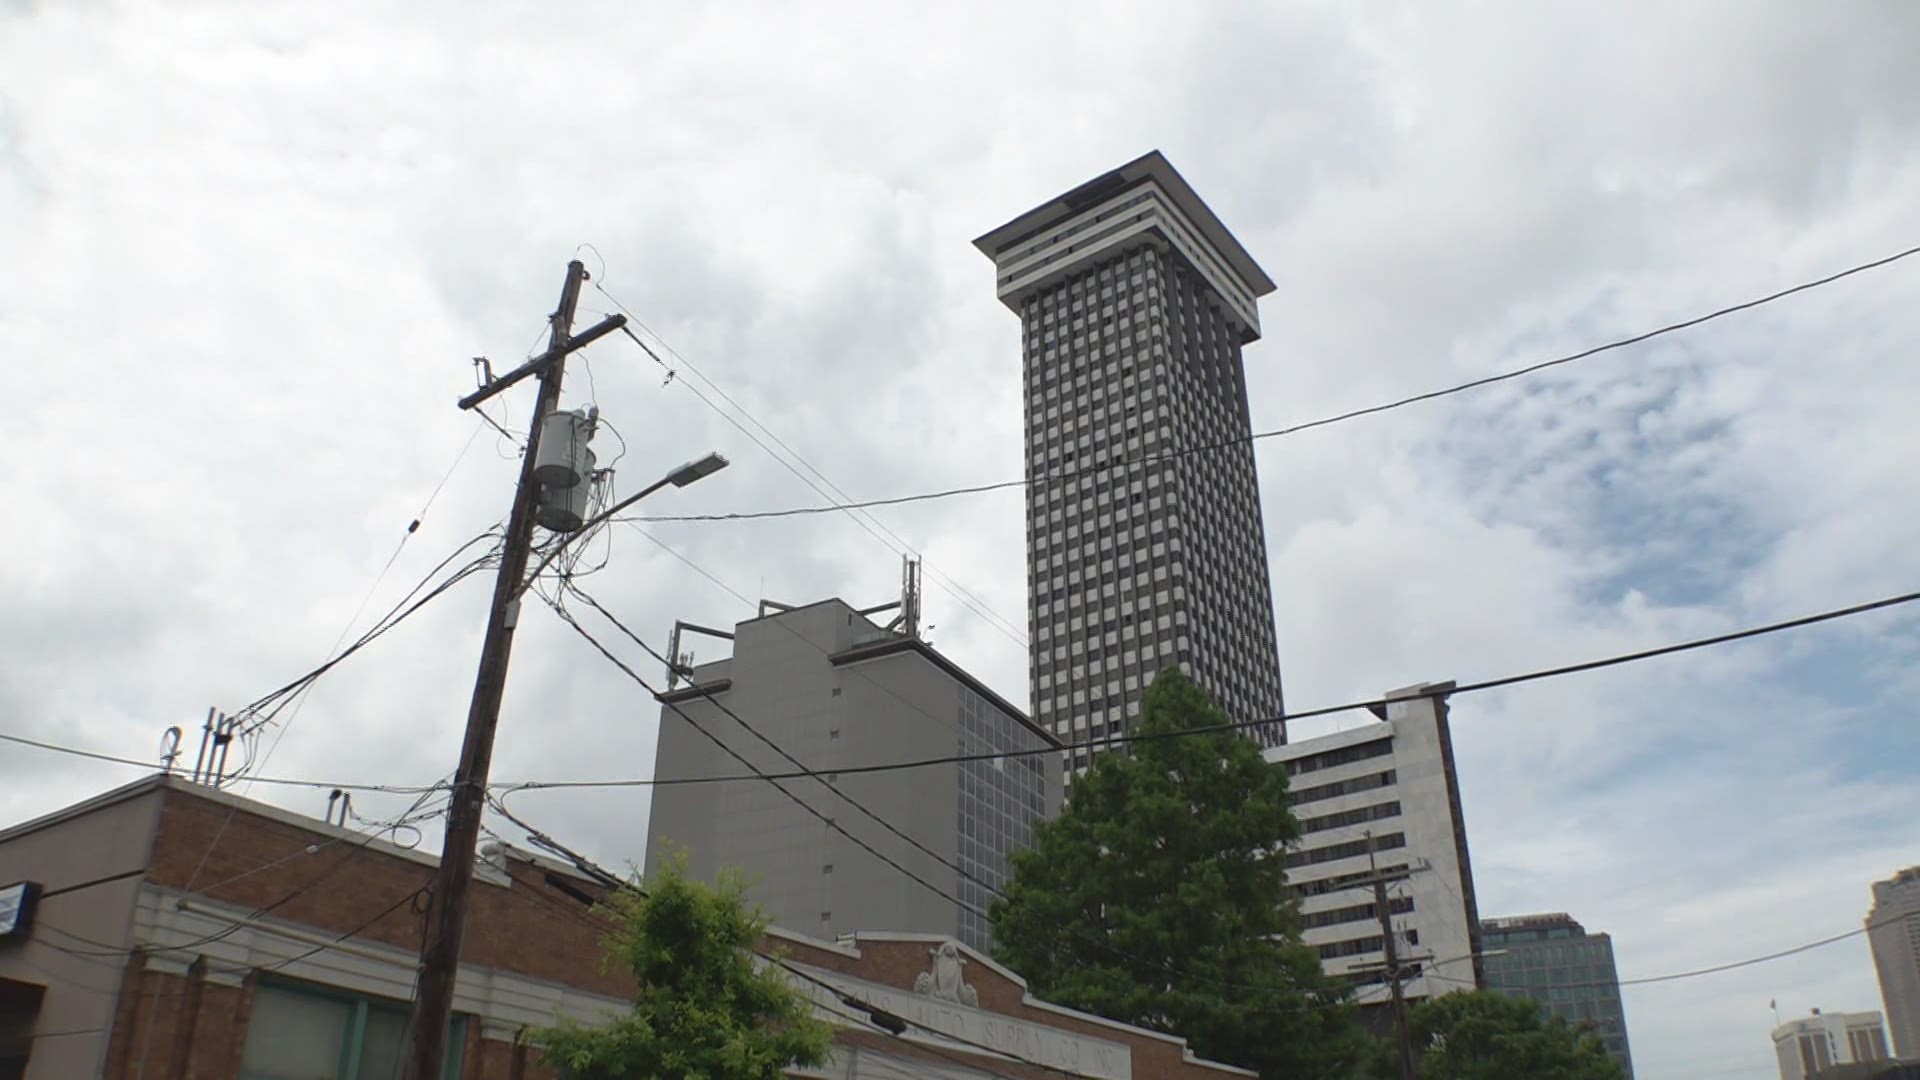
[519, 451, 729, 592]
[665, 451, 729, 488]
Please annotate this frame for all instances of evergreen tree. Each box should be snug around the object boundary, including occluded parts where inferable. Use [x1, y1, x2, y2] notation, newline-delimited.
[990, 669, 1369, 1078]
[536, 853, 835, 1079]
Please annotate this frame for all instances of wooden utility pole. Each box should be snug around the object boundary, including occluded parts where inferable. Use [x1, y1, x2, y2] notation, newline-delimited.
[402, 260, 623, 1080]
[1366, 832, 1418, 1080]
[1375, 874, 1417, 1080]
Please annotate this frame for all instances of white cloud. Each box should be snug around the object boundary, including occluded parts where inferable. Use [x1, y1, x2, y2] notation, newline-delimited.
[4, 3, 1918, 1076]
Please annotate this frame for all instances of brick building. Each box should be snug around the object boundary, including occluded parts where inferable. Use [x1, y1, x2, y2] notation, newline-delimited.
[0, 774, 1252, 1079]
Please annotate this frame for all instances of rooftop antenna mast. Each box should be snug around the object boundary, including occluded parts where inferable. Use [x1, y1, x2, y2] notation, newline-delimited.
[189, 708, 241, 787]
[900, 556, 922, 640]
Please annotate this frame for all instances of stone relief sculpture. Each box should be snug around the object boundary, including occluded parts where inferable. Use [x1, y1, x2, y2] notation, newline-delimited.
[913, 940, 980, 1007]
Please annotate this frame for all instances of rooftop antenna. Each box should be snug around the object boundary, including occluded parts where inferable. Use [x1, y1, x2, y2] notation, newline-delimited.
[665, 619, 736, 690]
[190, 708, 242, 787]
[325, 788, 352, 827]
[901, 556, 922, 640]
[158, 726, 183, 773]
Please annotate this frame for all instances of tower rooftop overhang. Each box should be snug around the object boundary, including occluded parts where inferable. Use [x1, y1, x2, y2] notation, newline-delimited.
[973, 151, 1275, 337]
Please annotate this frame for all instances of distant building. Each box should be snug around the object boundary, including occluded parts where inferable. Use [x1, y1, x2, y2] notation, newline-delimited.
[974, 150, 1288, 761]
[0, 775, 1249, 1080]
[646, 595, 1061, 953]
[1480, 912, 1636, 1077]
[1263, 682, 1483, 1009]
[1773, 1010, 1892, 1080]
[1870, 866, 1920, 1056]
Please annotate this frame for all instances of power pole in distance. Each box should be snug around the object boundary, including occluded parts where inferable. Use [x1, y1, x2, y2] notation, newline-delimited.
[1374, 873, 1418, 1080]
[1359, 831, 1418, 1080]
[402, 260, 624, 1080]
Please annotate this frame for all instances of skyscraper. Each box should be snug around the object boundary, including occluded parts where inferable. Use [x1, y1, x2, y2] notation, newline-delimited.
[974, 151, 1286, 759]
[1480, 912, 1637, 1078]
[1869, 866, 1920, 1057]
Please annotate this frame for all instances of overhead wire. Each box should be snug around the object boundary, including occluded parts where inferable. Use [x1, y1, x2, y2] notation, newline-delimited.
[174, 533, 498, 908]
[537, 583, 1338, 1003]
[615, 241, 1920, 524]
[616, 318, 1029, 649]
[30, 882, 432, 1011]
[597, 284, 1029, 649]
[559, 581, 1010, 907]
[42, 786, 449, 964]
[229, 529, 504, 732]
[496, 585, 1920, 791]
[0, 730, 449, 792]
[238, 416, 498, 779]
[556, 528, 994, 751]
[487, 793, 1100, 1080]
[513, 574, 1920, 1027]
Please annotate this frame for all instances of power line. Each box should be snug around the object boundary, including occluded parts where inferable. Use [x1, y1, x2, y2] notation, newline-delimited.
[597, 282, 1028, 645]
[488, 790, 1100, 1080]
[177, 533, 497, 908]
[499, 586, 1920, 791]
[239, 421, 497, 781]
[604, 309, 1028, 649]
[32, 883, 433, 1011]
[472, 814, 1061, 1080]
[1434, 909, 1914, 996]
[1616, 915, 1892, 989]
[540, 584, 1350, 1003]
[231, 529, 503, 732]
[770, 953, 1102, 1080]
[41, 791, 447, 962]
[607, 519, 1001, 751]
[617, 242, 1920, 524]
[0, 731, 447, 793]
[559, 583, 1008, 905]
[540, 590, 982, 929]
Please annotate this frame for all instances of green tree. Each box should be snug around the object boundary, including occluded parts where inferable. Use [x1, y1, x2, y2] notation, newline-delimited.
[989, 669, 1369, 1078]
[535, 853, 835, 1079]
[1390, 991, 1622, 1080]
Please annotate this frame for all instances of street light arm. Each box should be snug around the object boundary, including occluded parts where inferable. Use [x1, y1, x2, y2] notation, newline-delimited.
[516, 452, 728, 597]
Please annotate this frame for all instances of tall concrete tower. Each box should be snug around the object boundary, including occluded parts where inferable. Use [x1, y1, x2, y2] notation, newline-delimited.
[975, 151, 1285, 764]
[1869, 866, 1920, 1057]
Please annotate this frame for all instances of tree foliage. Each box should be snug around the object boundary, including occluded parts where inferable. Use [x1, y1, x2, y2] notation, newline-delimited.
[1393, 991, 1623, 1080]
[535, 853, 835, 1079]
[989, 669, 1369, 1078]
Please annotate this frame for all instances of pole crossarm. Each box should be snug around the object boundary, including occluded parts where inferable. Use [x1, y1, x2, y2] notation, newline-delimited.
[457, 313, 626, 411]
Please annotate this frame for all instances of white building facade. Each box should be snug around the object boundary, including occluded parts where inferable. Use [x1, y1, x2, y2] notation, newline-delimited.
[1263, 682, 1484, 1005]
[1772, 1010, 1892, 1080]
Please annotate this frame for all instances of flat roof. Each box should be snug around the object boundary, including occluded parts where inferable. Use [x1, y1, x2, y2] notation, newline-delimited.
[972, 150, 1276, 297]
[831, 636, 1061, 748]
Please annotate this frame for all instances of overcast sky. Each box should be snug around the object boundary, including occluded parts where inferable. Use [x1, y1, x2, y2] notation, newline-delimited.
[4, 3, 1918, 1076]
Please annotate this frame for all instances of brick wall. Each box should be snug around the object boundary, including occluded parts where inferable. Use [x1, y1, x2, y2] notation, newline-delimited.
[81, 783, 1244, 1079]
[144, 787, 630, 998]
[94, 785, 622, 1078]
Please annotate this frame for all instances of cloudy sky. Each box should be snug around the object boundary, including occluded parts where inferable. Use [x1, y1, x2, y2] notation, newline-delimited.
[4, 2, 1917, 1075]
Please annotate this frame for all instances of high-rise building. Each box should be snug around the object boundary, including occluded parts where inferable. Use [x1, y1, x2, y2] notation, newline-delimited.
[1265, 683, 1484, 1012]
[974, 151, 1287, 761]
[1480, 912, 1637, 1078]
[1772, 1010, 1892, 1080]
[1871, 866, 1920, 1057]
[645, 596, 1061, 953]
